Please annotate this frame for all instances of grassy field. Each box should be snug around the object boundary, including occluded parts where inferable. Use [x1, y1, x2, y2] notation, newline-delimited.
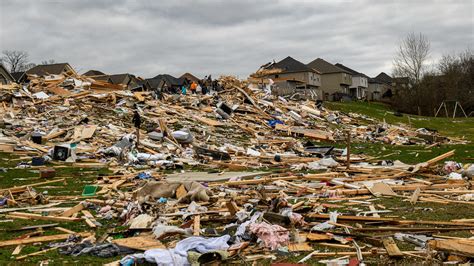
[0, 101, 472, 264]
[325, 101, 474, 164]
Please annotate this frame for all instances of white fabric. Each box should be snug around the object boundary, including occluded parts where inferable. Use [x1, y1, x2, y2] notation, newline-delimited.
[143, 235, 230, 265]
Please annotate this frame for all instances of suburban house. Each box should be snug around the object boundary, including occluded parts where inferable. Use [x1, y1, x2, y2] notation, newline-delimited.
[306, 58, 352, 101]
[11, 71, 28, 84]
[147, 74, 187, 93]
[180, 73, 201, 84]
[367, 72, 393, 101]
[84, 70, 148, 90]
[335, 63, 368, 99]
[83, 70, 106, 77]
[26, 63, 77, 78]
[255, 56, 322, 98]
[0, 64, 15, 85]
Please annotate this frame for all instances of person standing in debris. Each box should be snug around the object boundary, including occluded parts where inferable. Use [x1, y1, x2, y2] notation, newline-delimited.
[190, 81, 197, 94]
[132, 109, 141, 148]
[181, 85, 187, 95]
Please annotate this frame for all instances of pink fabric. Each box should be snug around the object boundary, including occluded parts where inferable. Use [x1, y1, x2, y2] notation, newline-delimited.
[249, 222, 289, 250]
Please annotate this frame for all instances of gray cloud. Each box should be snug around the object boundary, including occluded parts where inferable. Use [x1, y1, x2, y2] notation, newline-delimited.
[0, 0, 472, 78]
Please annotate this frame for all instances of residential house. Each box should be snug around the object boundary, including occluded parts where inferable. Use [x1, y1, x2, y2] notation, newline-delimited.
[306, 58, 352, 100]
[147, 74, 187, 94]
[180, 73, 201, 84]
[26, 63, 77, 78]
[367, 72, 393, 101]
[83, 70, 106, 77]
[85, 71, 148, 90]
[256, 56, 322, 98]
[335, 63, 368, 99]
[0, 64, 15, 85]
[11, 71, 28, 84]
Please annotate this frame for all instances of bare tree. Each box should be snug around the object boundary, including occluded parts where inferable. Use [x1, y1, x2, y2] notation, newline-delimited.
[1, 50, 32, 72]
[393, 32, 431, 85]
[41, 59, 56, 65]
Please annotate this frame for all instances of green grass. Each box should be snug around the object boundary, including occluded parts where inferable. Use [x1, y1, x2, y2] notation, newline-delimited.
[324, 101, 474, 164]
[0, 156, 120, 264]
[325, 101, 474, 141]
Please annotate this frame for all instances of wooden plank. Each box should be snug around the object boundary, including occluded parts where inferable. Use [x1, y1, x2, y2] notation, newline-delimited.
[383, 237, 403, 257]
[60, 202, 84, 217]
[192, 115, 224, 127]
[193, 215, 200, 236]
[54, 227, 76, 234]
[81, 210, 97, 228]
[0, 232, 91, 247]
[226, 201, 240, 216]
[11, 245, 23, 255]
[410, 187, 421, 205]
[304, 233, 332, 241]
[112, 235, 165, 251]
[428, 239, 474, 257]
[9, 212, 81, 222]
[15, 247, 58, 260]
[288, 242, 313, 252]
[175, 184, 187, 199]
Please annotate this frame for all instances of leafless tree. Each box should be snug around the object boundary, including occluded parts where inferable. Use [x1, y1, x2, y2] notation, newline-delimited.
[41, 59, 56, 65]
[1, 50, 32, 72]
[393, 32, 431, 85]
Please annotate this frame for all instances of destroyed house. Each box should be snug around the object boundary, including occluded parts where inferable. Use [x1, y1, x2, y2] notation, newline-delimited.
[335, 63, 368, 99]
[26, 63, 77, 78]
[306, 58, 352, 100]
[0, 64, 15, 85]
[257, 56, 322, 99]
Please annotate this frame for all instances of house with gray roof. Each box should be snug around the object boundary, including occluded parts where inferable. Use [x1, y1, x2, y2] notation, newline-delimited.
[256, 56, 322, 99]
[26, 63, 76, 77]
[335, 63, 368, 99]
[306, 58, 352, 100]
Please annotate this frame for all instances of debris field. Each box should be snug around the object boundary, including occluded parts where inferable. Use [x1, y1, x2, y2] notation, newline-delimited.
[0, 73, 473, 265]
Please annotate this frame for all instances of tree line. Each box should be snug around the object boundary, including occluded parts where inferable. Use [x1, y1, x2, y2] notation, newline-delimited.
[0, 50, 55, 73]
[391, 33, 473, 117]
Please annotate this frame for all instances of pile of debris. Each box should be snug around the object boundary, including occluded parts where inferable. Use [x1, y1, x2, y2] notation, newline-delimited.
[0, 74, 473, 264]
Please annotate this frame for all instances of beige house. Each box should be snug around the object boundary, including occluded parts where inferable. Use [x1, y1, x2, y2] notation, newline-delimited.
[306, 58, 352, 100]
[335, 63, 368, 99]
[256, 56, 322, 99]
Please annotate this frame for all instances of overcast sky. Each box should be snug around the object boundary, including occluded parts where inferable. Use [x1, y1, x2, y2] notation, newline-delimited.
[0, 0, 472, 79]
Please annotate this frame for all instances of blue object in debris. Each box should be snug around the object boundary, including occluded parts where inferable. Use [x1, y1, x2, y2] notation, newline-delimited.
[0, 197, 7, 206]
[267, 119, 284, 128]
[136, 172, 152, 180]
[158, 197, 167, 203]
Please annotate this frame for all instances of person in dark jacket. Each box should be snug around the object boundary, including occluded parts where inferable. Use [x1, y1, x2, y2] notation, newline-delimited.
[132, 109, 141, 148]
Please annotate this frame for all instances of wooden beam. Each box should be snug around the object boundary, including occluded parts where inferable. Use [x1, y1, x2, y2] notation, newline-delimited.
[193, 215, 200, 236]
[60, 202, 84, 217]
[9, 212, 81, 222]
[0, 232, 91, 247]
[383, 237, 403, 257]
